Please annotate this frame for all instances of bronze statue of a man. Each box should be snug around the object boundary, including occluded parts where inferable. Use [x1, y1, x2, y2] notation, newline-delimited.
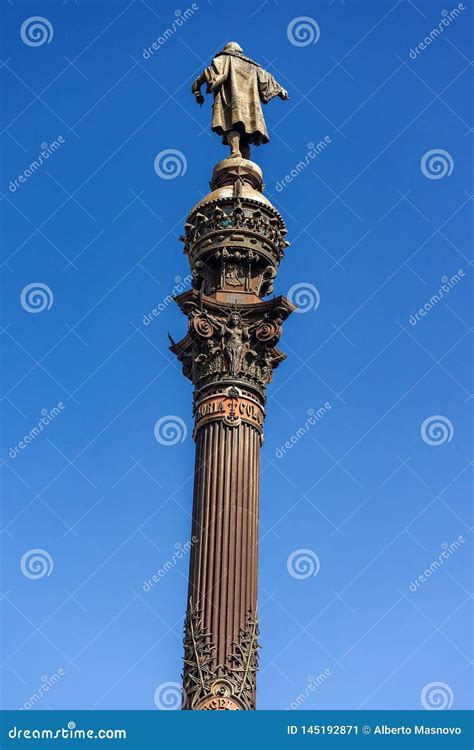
[192, 42, 289, 160]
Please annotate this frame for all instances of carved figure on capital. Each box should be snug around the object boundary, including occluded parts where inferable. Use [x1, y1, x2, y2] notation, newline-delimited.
[219, 312, 250, 376]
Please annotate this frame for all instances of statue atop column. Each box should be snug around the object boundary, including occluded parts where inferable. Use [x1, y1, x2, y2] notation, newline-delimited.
[192, 42, 289, 159]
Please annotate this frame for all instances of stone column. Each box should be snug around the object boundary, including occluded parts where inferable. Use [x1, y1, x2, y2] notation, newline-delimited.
[171, 157, 294, 710]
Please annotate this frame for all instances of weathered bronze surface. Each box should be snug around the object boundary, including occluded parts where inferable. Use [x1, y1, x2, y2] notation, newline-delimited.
[171, 47, 293, 710]
[192, 41, 288, 159]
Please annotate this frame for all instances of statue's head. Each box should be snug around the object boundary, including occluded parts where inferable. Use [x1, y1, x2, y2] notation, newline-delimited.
[228, 312, 241, 327]
[223, 42, 243, 55]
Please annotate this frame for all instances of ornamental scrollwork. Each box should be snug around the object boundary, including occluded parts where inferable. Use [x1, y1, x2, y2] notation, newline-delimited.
[182, 602, 259, 711]
[181, 202, 289, 259]
[182, 600, 216, 710]
[170, 296, 289, 395]
[227, 610, 260, 711]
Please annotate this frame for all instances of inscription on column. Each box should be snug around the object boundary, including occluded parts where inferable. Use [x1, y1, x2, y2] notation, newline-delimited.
[196, 696, 242, 711]
[193, 386, 264, 437]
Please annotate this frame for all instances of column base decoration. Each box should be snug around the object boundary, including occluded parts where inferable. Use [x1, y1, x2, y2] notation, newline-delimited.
[182, 601, 260, 711]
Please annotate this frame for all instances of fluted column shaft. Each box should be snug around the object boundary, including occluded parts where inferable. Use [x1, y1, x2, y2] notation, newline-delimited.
[187, 420, 260, 674]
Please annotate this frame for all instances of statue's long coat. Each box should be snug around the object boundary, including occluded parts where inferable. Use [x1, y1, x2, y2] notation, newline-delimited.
[203, 52, 284, 146]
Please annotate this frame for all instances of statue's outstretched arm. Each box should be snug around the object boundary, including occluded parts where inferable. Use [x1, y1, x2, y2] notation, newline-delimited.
[192, 72, 207, 106]
[258, 68, 289, 104]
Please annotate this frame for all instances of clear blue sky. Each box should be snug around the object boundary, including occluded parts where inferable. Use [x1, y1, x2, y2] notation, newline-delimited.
[1, 0, 472, 712]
